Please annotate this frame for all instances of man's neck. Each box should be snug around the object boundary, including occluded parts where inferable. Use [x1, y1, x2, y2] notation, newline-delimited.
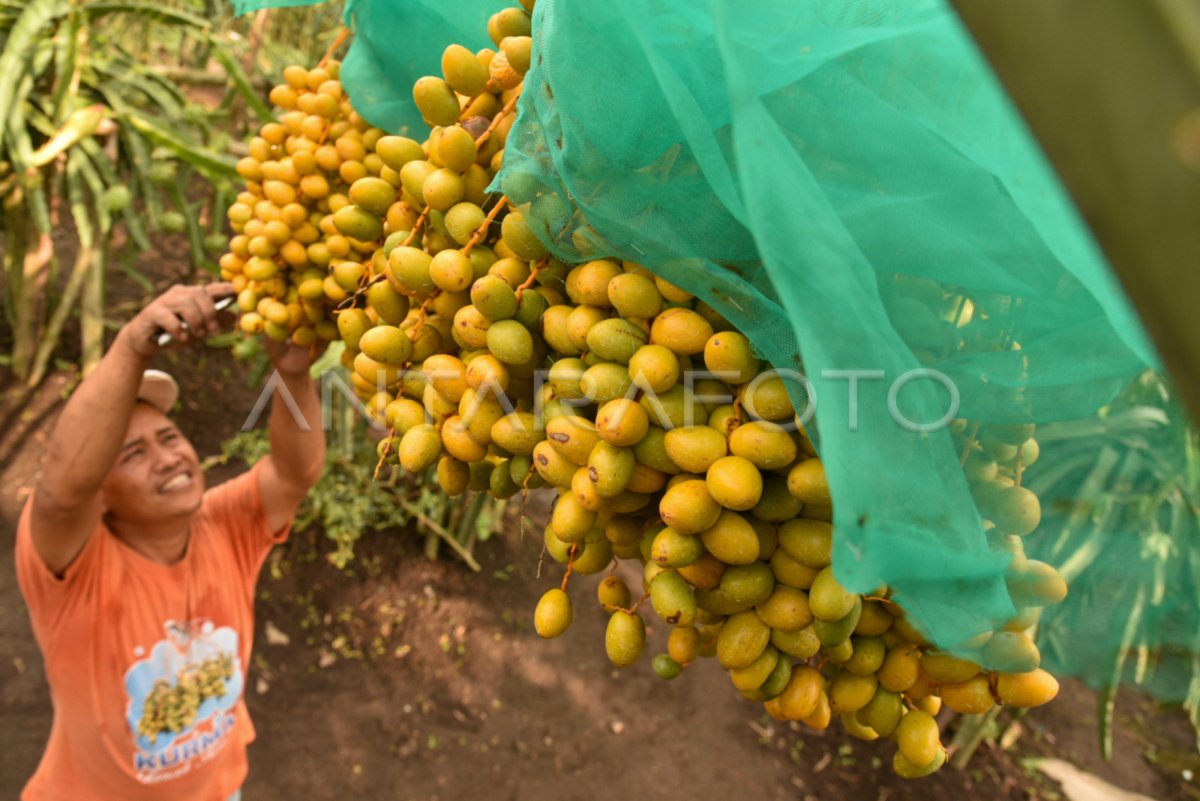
[106, 514, 193, 564]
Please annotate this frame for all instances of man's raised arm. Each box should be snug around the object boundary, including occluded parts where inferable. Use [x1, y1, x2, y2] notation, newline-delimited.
[30, 283, 232, 574]
[257, 342, 327, 534]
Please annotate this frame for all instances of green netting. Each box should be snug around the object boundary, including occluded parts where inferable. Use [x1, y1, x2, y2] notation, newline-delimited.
[233, 0, 509, 134]
[497, 0, 1168, 646]
[1024, 378, 1200, 706]
[230, 0, 1200, 702]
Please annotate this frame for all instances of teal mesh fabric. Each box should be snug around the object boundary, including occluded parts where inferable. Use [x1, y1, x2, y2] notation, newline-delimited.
[337, 0, 508, 135]
[493, 0, 1168, 652]
[228, 0, 1199, 700]
[1025, 378, 1199, 704]
[231, 0, 509, 134]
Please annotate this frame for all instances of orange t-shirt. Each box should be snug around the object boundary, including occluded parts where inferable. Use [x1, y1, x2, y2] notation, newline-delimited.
[15, 461, 289, 801]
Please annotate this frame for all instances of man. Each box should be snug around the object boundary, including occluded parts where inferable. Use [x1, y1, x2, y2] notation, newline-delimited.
[15, 283, 326, 801]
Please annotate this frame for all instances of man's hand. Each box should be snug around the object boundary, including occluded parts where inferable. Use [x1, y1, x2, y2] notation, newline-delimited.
[118, 283, 235, 359]
[264, 338, 328, 377]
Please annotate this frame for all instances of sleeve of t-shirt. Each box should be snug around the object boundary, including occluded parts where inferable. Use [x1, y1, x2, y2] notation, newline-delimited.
[14, 495, 105, 639]
[199, 459, 292, 582]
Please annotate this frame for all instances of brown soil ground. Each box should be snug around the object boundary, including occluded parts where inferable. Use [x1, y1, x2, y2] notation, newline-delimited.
[1, 236, 1198, 801]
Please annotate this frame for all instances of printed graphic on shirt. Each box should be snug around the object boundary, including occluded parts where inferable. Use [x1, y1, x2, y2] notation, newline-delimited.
[123, 620, 244, 784]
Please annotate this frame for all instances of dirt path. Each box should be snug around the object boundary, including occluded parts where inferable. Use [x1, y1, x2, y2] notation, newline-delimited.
[242, 525, 813, 801]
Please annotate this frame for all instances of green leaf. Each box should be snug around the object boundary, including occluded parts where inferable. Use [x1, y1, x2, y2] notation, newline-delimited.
[22, 94, 60, 140]
[30, 32, 57, 79]
[1132, 643, 1152, 686]
[1097, 683, 1117, 761]
[3, 69, 37, 169]
[96, 60, 186, 117]
[48, 5, 81, 117]
[1045, 445, 1121, 566]
[80, 237, 104, 371]
[1058, 449, 1149, 584]
[104, 41, 193, 110]
[1106, 585, 1146, 760]
[137, 63, 194, 111]
[209, 179, 234, 232]
[115, 250, 155, 293]
[206, 33, 274, 122]
[83, 1, 210, 30]
[0, 0, 69, 140]
[29, 244, 98, 386]
[115, 121, 160, 228]
[1037, 406, 1170, 444]
[1025, 451, 1093, 498]
[29, 105, 106, 168]
[1186, 625, 1200, 753]
[167, 179, 207, 271]
[70, 141, 112, 233]
[122, 111, 238, 179]
[1185, 432, 1200, 496]
[65, 148, 94, 248]
[309, 340, 345, 378]
[78, 137, 151, 248]
[24, 178, 52, 236]
[1, 202, 29, 332]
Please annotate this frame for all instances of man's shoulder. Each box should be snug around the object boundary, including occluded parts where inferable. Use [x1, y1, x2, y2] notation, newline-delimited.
[15, 493, 113, 625]
[195, 460, 285, 556]
[199, 463, 263, 513]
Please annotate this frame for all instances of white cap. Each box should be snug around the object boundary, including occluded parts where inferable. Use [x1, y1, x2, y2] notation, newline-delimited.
[137, 369, 179, 414]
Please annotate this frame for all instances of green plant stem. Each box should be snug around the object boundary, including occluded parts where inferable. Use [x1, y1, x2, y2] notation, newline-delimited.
[3, 201, 30, 372]
[457, 492, 487, 548]
[401, 500, 482, 572]
[13, 227, 53, 382]
[27, 238, 100, 386]
[491, 499, 508, 538]
[151, 66, 239, 86]
[80, 239, 106, 374]
[227, 9, 269, 131]
[421, 486, 443, 561]
[950, 707, 1001, 769]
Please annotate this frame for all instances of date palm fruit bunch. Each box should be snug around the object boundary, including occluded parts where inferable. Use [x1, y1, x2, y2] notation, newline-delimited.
[363, 230, 1065, 777]
[263, 1, 1064, 779]
[220, 59, 388, 346]
[503, 261, 1067, 778]
[316, 5, 537, 455]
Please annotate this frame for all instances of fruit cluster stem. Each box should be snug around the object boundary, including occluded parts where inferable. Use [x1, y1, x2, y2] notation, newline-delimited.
[475, 92, 522, 148]
[959, 420, 982, 466]
[463, 195, 508, 256]
[560, 545, 577, 591]
[338, 209, 434, 311]
[515, 256, 547, 301]
[402, 207, 432, 248]
[618, 590, 651, 615]
[408, 290, 440, 340]
[319, 26, 350, 69]
[373, 426, 396, 481]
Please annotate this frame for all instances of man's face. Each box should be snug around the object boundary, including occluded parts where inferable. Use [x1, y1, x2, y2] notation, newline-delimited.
[101, 403, 205, 525]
